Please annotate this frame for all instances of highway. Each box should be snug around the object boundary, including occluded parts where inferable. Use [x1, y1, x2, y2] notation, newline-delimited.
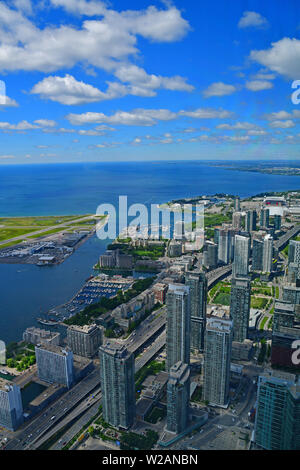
[4, 246, 276, 451]
[207, 264, 232, 288]
[30, 391, 102, 450]
[124, 307, 166, 355]
[274, 224, 300, 250]
[4, 368, 101, 450]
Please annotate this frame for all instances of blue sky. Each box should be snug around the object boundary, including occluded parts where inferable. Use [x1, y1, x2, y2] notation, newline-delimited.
[1, 0, 300, 164]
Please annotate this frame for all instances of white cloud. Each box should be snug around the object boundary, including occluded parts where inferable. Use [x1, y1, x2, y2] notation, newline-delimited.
[238, 11, 268, 29]
[245, 80, 273, 91]
[34, 119, 57, 127]
[114, 64, 193, 96]
[31, 74, 121, 105]
[0, 4, 190, 73]
[203, 82, 237, 98]
[216, 122, 257, 130]
[0, 154, 15, 159]
[269, 120, 295, 129]
[50, 0, 106, 16]
[66, 107, 234, 126]
[179, 108, 235, 119]
[262, 110, 300, 120]
[250, 38, 300, 79]
[31, 68, 193, 105]
[0, 120, 39, 130]
[247, 129, 267, 136]
[252, 70, 276, 80]
[0, 96, 18, 107]
[67, 108, 178, 126]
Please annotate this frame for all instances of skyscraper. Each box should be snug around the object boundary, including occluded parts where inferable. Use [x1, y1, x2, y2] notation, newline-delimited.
[260, 208, 270, 228]
[288, 239, 300, 265]
[35, 345, 74, 388]
[252, 239, 263, 271]
[185, 271, 207, 352]
[245, 210, 257, 232]
[67, 324, 102, 358]
[0, 380, 23, 431]
[203, 317, 233, 408]
[166, 361, 190, 434]
[254, 370, 300, 450]
[262, 234, 273, 273]
[288, 240, 300, 285]
[232, 212, 242, 230]
[230, 277, 251, 342]
[234, 196, 240, 212]
[218, 228, 235, 264]
[274, 214, 282, 231]
[99, 342, 135, 429]
[273, 300, 295, 333]
[206, 243, 218, 269]
[166, 284, 191, 371]
[232, 235, 250, 278]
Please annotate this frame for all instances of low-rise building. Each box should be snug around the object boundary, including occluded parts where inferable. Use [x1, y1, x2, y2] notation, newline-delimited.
[67, 324, 102, 358]
[23, 327, 61, 347]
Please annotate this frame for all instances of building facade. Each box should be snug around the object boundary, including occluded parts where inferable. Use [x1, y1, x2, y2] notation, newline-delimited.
[255, 370, 300, 450]
[166, 361, 190, 434]
[252, 239, 263, 271]
[35, 345, 74, 388]
[203, 317, 233, 408]
[166, 284, 191, 371]
[230, 277, 251, 343]
[185, 271, 207, 352]
[262, 234, 273, 273]
[233, 235, 250, 278]
[67, 324, 102, 358]
[99, 343, 135, 429]
[0, 380, 23, 431]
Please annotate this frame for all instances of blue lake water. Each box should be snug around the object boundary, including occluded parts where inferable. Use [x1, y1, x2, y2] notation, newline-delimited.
[0, 161, 300, 343]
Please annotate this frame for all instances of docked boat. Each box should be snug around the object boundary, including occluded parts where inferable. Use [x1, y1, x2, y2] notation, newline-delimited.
[36, 318, 59, 326]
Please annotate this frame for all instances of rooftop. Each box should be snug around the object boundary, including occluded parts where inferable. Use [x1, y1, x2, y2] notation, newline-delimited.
[35, 344, 72, 356]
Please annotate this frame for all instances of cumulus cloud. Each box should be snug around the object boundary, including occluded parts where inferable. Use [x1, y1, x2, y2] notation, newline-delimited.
[0, 96, 18, 107]
[216, 122, 258, 130]
[34, 119, 57, 127]
[30, 74, 123, 105]
[262, 110, 300, 120]
[269, 120, 295, 129]
[238, 11, 268, 29]
[245, 80, 273, 91]
[50, 0, 107, 16]
[114, 64, 194, 96]
[66, 107, 235, 126]
[0, 3, 190, 73]
[250, 38, 300, 79]
[203, 82, 237, 98]
[31, 68, 194, 105]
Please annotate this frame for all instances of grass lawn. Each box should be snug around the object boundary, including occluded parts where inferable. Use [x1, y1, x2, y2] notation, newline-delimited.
[251, 297, 269, 309]
[214, 292, 231, 306]
[260, 317, 267, 330]
[0, 214, 100, 246]
[145, 407, 166, 424]
[0, 227, 38, 242]
[0, 215, 87, 227]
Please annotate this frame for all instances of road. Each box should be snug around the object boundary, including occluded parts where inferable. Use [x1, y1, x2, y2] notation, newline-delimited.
[4, 368, 101, 450]
[274, 224, 300, 251]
